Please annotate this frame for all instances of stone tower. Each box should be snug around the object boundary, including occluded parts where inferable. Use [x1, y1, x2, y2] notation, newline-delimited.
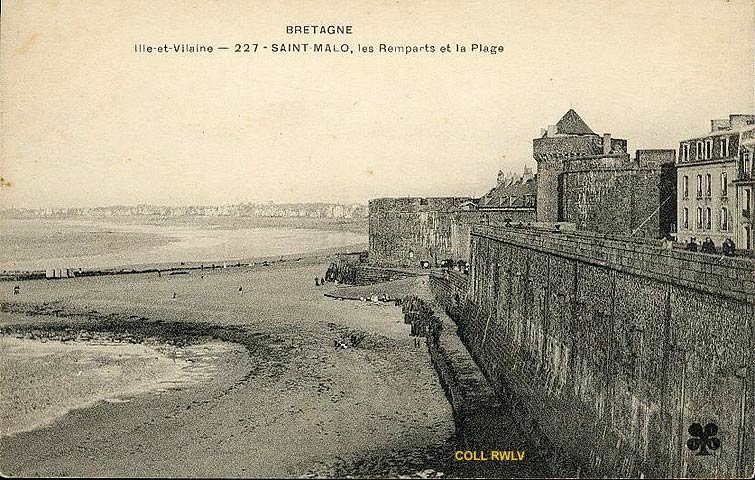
[532, 110, 675, 238]
[534, 110, 601, 222]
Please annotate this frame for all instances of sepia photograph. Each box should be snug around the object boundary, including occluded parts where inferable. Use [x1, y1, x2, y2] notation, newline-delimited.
[1, 0, 754, 478]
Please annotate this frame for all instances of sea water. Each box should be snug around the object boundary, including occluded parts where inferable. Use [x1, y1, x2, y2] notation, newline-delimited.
[0, 218, 367, 271]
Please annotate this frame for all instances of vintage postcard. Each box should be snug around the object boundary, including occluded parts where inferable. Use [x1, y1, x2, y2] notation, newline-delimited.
[1, 0, 754, 478]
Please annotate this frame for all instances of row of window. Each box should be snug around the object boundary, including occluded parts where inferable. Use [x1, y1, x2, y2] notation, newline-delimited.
[679, 136, 731, 162]
[681, 172, 727, 198]
[682, 207, 729, 231]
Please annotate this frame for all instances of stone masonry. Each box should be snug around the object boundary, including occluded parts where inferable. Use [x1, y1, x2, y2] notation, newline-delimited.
[436, 225, 755, 478]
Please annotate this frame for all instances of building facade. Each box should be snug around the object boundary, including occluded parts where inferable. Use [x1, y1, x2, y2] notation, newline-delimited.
[676, 114, 754, 250]
[474, 166, 537, 223]
[734, 122, 755, 252]
[449, 167, 538, 260]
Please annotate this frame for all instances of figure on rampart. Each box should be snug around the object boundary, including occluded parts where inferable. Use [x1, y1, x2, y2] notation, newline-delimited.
[701, 237, 717, 254]
[723, 238, 736, 256]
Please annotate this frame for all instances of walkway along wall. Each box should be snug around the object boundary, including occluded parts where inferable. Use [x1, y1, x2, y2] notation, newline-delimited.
[444, 225, 755, 478]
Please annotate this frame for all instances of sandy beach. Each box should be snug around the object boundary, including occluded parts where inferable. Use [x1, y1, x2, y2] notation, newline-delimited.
[0, 259, 455, 478]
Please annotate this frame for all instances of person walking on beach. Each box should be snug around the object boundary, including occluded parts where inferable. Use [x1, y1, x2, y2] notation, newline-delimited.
[315, 277, 320, 286]
[13, 285, 19, 295]
[173, 292, 177, 299]
[239, 286, 243, 293]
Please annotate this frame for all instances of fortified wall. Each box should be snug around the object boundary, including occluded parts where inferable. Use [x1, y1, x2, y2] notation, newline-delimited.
[449, 209, 536, 262]
[369, 197, 535, 267]
[368, 197, 472, 267]
[439, 225, 754, 478]
[369, 170, 537, 267]
[558, 150, 677, 237]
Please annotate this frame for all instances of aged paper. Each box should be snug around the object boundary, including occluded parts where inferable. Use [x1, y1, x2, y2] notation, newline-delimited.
[1, 1, 754, 478]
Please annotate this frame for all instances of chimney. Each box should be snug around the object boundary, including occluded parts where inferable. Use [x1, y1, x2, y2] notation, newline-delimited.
[603, 133, 612, 154]
[729, 114, 755, 130]
[711, 119, 731, 132]
[547, 125, 556, 137]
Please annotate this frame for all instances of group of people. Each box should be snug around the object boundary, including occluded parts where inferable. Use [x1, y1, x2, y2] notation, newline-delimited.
[439, 259, 470, 274]
[324, 261, 355, 284]
[686, 237, 717, 254]
[401, 295, 443, 348]
[686, 237, 736, 256]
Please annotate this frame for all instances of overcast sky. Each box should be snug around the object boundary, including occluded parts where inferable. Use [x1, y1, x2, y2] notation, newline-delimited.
[1, 0, 753, 208]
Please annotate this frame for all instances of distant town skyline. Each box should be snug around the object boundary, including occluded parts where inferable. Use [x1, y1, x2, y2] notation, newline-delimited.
[1, 201, 369, 218]
[1, 0, 753, 209]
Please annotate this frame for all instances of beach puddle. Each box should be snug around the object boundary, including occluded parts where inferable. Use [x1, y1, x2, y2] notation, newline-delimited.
[0, 335, 241, 438]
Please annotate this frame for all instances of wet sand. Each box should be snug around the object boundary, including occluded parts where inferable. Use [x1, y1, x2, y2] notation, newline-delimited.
[0, 260, 455, 478]
[0, 337, 242, 438]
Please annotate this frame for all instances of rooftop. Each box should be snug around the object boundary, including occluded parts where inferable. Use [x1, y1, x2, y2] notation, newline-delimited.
[555, 109, 597, 136]
[478, 170, 536, 209]
[681, 114, 755, 142]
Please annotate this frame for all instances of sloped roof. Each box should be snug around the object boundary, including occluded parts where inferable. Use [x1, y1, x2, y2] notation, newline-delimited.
[478, 177, 537, 209]
[556, 109, 596, 135]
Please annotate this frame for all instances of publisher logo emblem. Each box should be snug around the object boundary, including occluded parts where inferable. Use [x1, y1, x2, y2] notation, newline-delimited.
[686, 422, 720, 456]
